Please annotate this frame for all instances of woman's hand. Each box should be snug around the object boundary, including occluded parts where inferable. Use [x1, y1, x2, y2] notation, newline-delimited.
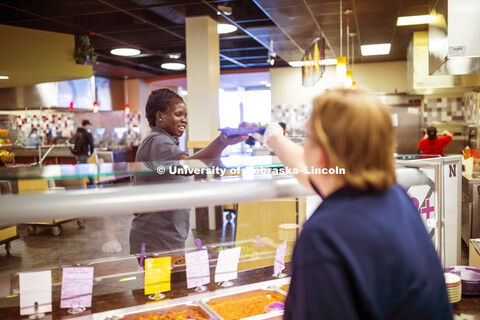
[252, 122, 284, 151]
[218, 133, 248, 146]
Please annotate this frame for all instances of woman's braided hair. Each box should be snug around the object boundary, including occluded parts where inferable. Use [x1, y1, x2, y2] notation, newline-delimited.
[145, 88, 183, 128]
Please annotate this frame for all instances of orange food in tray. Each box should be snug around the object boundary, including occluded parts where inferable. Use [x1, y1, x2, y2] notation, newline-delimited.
[121, 305, 210, 320]
[205, 289, 286, 320]
[280, 284, 290, 293]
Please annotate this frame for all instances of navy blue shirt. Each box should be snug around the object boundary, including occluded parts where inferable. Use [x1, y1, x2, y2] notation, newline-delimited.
[284, 184, 452, 320]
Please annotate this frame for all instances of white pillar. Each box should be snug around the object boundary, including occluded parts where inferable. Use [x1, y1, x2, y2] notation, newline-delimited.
[185, 15, 220, 142]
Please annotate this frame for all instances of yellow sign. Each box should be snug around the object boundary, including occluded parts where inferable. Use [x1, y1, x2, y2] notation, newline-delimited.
[144, 257, 171, 295]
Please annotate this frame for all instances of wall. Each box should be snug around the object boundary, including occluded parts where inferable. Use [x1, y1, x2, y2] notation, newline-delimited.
[0, 25, 92, 88]
[270, 61, 408, 105]
[424, 92, 480, 124]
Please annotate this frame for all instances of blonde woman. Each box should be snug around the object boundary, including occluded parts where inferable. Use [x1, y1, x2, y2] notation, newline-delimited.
[257, 89, 452, 319]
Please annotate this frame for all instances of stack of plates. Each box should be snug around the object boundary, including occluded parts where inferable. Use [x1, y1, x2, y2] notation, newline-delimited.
[445, 266, 480, 295]
[444, 273, 462, 303]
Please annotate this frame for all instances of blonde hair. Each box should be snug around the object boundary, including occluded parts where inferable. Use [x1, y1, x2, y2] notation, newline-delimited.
[309, 88, 396, 192]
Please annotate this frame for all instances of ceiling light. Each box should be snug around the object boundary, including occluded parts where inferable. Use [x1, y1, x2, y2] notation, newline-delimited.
[397, 15, 435, 26]
[288, 59, 337, 67]
[360, 43, 391, 56]
[161, 62, 186, 70]
[0, 76, 9, 80]
[168, 53, 181, 59]
[111, 48, 141, 56]
[218, 5, 233, 16]
[217, 23, 237, 34]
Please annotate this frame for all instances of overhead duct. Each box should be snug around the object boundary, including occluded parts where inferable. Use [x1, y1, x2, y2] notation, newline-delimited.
[130, 0, 185, 24]
[429, 0, 480, 75]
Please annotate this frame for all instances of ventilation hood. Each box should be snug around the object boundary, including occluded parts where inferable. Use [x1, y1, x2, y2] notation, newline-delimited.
[429, 0, 480, 76]
[407, 0, 480, 94]
[407, 31, 480, 95]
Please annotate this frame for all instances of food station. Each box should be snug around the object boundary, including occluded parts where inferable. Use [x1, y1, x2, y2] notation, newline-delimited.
[0, 155, 477, 319]
[1, 0, 480, 318]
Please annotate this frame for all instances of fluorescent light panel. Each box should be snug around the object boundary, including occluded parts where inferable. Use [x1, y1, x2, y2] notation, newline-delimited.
[288, 59, 337, 67]
[397, 15, 435, 26]
[0, 76, 9, 80]
[360, 43, 391, 56]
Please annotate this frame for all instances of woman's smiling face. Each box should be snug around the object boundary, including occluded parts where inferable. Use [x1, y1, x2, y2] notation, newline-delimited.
[157, 99, 188, 137]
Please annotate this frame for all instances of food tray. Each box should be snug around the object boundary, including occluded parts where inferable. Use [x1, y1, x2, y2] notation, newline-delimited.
[218, 127, 266, 137]
[279, 283, 290, 294]
[138, 247, 208, 271]
[120, 302, 215, 320]
[200, 289, 286, 320]
[207, 238, 277, 263]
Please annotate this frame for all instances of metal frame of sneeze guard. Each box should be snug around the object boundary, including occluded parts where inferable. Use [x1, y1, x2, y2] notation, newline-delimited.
[0, 155, 462, 266]
[0, 175, 312, 224]
[395, 155, 463, 267]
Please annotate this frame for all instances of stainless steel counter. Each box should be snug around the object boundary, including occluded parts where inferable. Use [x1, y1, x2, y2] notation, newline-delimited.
[12, 145, 73, 157]
[462, 173, 480, 243]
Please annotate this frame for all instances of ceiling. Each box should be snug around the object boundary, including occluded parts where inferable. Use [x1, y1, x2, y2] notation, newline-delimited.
[0, 0, 431, 80]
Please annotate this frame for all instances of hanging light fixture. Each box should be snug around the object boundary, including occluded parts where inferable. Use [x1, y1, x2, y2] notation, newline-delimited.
[344, 10, 353, 88]
[350, 32, 357, 89]
[124, 76, 130, 114]
[344, 70, 353, 88]
[336, 0, 347, 82]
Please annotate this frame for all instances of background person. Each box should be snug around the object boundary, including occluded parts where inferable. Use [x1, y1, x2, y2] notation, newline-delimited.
[26, 128, 41, 148]
[72, 119, 95, 185]
[418, 126, 453, 157]
[129, 88, 246, 255]
[255, 89, 452, 319]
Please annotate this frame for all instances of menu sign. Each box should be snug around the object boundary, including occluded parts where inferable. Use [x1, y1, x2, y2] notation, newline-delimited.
[302, 38, 326, 87]
[144, 257, 171, 295]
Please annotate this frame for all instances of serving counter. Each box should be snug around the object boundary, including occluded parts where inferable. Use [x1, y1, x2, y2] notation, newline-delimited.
[0, 155, 468, 319]
[11, 145, 138, 165]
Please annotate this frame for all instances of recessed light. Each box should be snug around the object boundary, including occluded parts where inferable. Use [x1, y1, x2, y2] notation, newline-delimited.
[360, 43, 391, 56]
[218, 23, 237, 34]
[0, 76, 9, 80]
[397, 15, 436, 26]
[288, 59, 337, 67]
[161, 62, 186, 70]
[110, 48, 141, 56]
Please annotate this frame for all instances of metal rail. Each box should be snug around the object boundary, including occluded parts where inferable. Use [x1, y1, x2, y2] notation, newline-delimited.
[0, 167, 436, 225]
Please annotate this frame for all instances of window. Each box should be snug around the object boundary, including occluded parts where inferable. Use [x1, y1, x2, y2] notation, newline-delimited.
[219, 88, 271, 154]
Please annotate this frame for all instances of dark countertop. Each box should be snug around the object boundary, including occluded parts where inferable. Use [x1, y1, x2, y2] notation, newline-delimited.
[0, 265, 477, 319]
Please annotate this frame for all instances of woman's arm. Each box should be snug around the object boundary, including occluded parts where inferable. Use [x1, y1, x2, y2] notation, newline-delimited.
[178, 134, 247, 161]
[267, 134, 312, 190]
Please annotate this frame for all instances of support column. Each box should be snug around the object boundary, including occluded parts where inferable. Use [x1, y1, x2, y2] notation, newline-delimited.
[186, 15, 220, 230]
[185, 15, 220, 142]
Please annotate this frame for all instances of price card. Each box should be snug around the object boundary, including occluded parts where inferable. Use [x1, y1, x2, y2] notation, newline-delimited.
[214, 247, 241, 283]
[185, 250, 210, 289]
[144, 257, 171, 295]
[60, 267, 94, 309]
[19, 270, 52, 316]
[273, 241, 287, 277]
